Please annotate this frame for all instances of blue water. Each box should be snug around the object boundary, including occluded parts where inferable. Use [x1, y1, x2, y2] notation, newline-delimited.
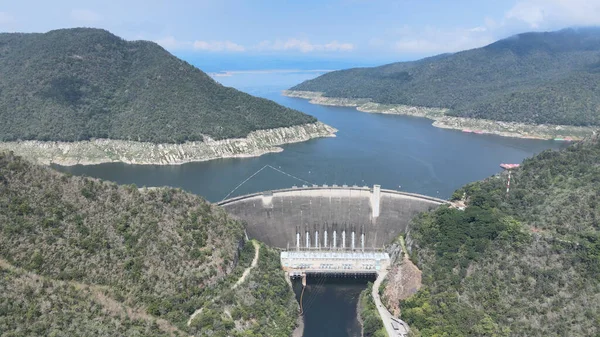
[56, 70, 565, 202]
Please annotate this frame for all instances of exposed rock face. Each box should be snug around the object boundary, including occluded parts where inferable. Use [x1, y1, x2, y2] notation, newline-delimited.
[431, 117, 596, 140]
[283, 90, 597, 140]
[382, 257, 422, 317]
[0, 122, 337, 166]
[283, 90, 370, 107]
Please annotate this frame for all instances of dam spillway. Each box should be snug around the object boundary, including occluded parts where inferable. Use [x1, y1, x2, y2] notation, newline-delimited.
[218, 185, 448, 249]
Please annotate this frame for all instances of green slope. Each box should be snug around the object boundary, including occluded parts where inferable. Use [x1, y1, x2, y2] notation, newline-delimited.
[396, 135, 600, 336]
[0, 152, 298, 336]
[291, 28, 600, 127]
[0, 28, 316, 143]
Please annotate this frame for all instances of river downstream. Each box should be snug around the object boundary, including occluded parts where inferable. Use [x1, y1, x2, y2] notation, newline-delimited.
[55, 69, 567, 336]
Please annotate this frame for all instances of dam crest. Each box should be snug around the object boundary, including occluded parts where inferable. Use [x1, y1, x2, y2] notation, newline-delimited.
[218, 184, 448, 250]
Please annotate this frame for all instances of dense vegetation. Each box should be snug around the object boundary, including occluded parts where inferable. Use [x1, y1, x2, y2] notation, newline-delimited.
[0, 264, 171, 336]
[0, 28, 316, 143]
[398, 134, 600, 336]
[189, 242, 298, 337]
[292, 28, 600, 126]
[359, 283, 386, 337]
[0, 152, 298, 336]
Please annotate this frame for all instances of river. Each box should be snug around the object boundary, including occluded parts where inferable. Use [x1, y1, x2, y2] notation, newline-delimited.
[55, 69, 567, 336]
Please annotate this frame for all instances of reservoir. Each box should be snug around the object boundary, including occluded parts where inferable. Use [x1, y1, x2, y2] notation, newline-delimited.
[55, 70, 566, 202]
[55, 69, 567, 336]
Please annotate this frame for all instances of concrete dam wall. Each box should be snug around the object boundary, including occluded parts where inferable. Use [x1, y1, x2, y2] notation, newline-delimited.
[218, 185, 448, 249]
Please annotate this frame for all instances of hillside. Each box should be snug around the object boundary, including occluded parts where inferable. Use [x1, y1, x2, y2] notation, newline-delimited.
[391, 135, 600, 336]
[0, 151, 298, 336]
[291, 28, 600, 127]
[0, 28, 316, 143]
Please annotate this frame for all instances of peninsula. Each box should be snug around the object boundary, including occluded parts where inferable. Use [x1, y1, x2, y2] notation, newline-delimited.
[0, 28, 336, 165]
[286, 28, 600, 140]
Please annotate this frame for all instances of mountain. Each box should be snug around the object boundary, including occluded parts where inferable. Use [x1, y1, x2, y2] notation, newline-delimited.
[390, 135, 600, 336]
[0, 151, 298, 336]
[291, 28, 600, 127]
[0, 28, 316, 143]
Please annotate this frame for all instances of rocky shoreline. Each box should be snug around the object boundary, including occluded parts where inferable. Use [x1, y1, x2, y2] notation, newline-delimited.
[0, 122, 337, 166]
[283, 90, 597, 140]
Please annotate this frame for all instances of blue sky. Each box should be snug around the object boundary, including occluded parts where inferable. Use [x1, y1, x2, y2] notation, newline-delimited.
[2, 0, 600, 65]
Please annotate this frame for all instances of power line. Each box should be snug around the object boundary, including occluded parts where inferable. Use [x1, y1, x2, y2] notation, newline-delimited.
[221, 164, 314, 201]
[221, 165, 269, 201]
[266, 165, 313, 185]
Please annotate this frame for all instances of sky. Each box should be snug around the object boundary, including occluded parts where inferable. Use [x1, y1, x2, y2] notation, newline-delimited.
[2, 0, 600, 67]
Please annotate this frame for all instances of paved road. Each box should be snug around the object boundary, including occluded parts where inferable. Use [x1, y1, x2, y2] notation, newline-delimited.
[372, 270, 409, 337]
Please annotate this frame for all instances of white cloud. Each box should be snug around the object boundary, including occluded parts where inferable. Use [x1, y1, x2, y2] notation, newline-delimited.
[154, 36, 188, 49]
[0, 12, 15, 25]
[70, 9, 102, 23]
[255, 38, 355, 53]
[506, 0, 600, 28]
[154, 37, 245, 52]
[469, 26, 487, 33]
[383, 1, 600, 56]
[506, 1, 546, 28]
[323, 40, 355, 51]
[193, 40, 245, 52]
[153, 36, 353, 53]
[392, 26, 495, 54]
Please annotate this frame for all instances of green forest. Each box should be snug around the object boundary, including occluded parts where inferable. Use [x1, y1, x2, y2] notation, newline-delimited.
[292, 28, 600, 127]
[359, 283, 386, 337]
[397, 135, 600, 336]
[0, 151, 298, 336]
[0, 28, 316, 143]
[188, 242, 298, 337]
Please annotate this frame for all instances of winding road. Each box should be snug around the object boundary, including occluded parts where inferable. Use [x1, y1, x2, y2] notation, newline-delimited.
[372, 270, 409, 337]
[188, 240, 260, 326]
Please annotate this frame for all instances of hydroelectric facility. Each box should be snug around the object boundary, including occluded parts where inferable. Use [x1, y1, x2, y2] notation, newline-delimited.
[218, 184, 448, 277]
[218, 184, 446, 336]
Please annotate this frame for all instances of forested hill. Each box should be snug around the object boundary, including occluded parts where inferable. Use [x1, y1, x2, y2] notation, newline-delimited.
[0, 28, 316, 143]
[291, 28, 600, 127]
[399, 134, 600, 336]
[0, 152, 298, 336]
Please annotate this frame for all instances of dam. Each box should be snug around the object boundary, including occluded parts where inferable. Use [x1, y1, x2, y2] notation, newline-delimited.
[218, 184, 448, 250]
[219, 185, 443, 336]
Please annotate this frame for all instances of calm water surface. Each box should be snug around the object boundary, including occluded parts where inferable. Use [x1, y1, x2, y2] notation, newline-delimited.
[55, 70, 567, 336]
[292, 277, 373, 337]
[56, 71, 566, 202]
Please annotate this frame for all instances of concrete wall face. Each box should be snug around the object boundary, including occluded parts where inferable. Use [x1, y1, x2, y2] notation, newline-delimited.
[219, 187, 445, 249]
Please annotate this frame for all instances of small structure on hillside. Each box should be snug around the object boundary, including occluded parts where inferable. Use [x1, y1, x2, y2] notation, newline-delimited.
[500, 163, 520, 196]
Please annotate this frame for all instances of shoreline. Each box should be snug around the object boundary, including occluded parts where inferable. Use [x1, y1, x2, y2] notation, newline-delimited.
[0, 122, 337, 166]
[283, 90, 597, 141]
[356, 290, 365, 337]
[283, 273, 304, 337]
